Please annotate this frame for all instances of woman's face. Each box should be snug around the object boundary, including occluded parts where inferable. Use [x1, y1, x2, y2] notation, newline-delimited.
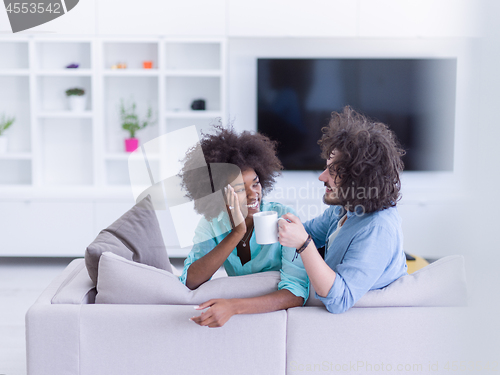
[230, 168, 262, 220]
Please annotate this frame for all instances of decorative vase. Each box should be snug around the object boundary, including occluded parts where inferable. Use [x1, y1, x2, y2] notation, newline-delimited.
[125, 138, 139, 152]
[68, 95, 87, 112]
[0, 136, 7, 154]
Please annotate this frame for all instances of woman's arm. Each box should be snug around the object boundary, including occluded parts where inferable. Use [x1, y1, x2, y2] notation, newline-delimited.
[185, 230, 244, 290]
[185, 185, 246, 290]
[190, 289, 303, 328]
[278, 213, 336, 298]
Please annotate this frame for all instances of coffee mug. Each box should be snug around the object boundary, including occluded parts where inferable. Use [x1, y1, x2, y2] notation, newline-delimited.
[253, 211, 286, 245]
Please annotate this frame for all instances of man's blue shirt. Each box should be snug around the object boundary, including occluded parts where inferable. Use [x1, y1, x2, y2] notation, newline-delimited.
[304, 205, 407, 313]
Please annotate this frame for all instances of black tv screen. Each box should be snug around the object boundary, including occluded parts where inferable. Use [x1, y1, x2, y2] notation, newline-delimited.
[257, 58, 457, 171]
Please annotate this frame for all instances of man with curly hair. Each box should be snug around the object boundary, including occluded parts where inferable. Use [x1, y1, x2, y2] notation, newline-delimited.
[278, 106, 408, 313]
[179, 126, 309, 327]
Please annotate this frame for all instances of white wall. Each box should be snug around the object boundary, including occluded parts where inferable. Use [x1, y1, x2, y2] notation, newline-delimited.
[0, 0, 480, 37]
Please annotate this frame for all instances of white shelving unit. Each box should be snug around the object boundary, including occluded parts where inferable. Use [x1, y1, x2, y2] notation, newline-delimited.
[0, 40, 32, 187]
[0, 36, 226, 257]
[0, 36, 226, 191]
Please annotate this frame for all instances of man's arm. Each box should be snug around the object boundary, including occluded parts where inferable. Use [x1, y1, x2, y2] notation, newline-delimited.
[190, 289, 304, 328]
[280, 213, 400, 314]
[279, 213, 336, 297]
[303, 206, 339, 250]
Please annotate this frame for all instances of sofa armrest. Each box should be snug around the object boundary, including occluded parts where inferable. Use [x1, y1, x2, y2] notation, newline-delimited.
[51, 259, 96, 304]
[30, 258, 96, 305]
[30, 259, 84, 305]
[26, 303, 82, 375]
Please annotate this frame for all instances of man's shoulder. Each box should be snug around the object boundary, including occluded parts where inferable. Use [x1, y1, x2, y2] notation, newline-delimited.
[353, 206, 401, 232]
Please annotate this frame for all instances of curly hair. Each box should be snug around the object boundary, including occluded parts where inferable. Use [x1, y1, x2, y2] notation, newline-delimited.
[179, 125, 283, 220]
[319, 106, 405, 213]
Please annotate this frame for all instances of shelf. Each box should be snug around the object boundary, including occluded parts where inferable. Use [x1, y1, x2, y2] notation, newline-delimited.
[103, 69, 159, 76]
[165, 111, 222, 118]
[0, 37, 225, 194]
[105, 153, 160, 161]
[165, 76, 221, 112]
[36, 41, 91, 70]
[0, 69, 30, 76]
[38, 111, 93, 118]
[37, 75, 92, 112]
[0, 75, 31, 156]
[164, 69, 222, 77]
[40, 118, 93, 186]
[0, 153, 32, 160]
[165, 42, 220, 70]
[103, 42, 158, 70]
[0, 185, 134, 200]
[36, 69, 92, 76]
[0, 41, 29, 70]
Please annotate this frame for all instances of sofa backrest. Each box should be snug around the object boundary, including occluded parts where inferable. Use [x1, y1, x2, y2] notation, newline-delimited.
[305, 255, 467, 308]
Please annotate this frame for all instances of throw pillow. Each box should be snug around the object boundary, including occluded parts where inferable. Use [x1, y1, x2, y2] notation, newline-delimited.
[85, 195, 172, 285]
[95, 252, 280, 305]
[305, 255, 467, 308]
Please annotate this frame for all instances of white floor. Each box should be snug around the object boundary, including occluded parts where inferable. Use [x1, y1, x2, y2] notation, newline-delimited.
[0, 257, 74, 375]
[0, 256, 191, 375]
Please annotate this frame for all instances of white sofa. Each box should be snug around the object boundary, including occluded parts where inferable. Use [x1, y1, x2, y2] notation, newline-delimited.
[26, 254, 469, 375]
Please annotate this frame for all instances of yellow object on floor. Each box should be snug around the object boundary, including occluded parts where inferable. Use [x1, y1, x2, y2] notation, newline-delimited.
[406, 254, 429, 274]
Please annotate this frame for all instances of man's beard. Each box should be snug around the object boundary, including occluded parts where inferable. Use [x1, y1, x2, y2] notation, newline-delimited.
[322, 185, 340, 206]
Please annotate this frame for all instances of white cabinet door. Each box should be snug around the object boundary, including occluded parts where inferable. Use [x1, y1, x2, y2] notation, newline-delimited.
[0, 200, 94, 256]
[97, 0, 226, 36]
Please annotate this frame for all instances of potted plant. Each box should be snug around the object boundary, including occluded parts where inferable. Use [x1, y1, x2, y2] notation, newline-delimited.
[0, 114, 15, 154]
[65, 87, 87, 112]
[120, 99, 156, 152]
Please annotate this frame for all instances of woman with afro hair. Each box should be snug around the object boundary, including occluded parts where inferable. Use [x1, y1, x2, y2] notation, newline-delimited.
[178, 125, 309, 328]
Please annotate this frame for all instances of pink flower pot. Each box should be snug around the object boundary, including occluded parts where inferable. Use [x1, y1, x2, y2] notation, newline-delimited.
[125, 138, 139, 152]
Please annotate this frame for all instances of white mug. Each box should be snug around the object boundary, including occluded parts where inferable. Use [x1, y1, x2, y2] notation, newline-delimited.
[253, 211, 286, 245]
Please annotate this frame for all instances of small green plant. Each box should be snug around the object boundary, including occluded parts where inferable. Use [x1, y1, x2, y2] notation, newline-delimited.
[65, 88, 85, 96]
[0, 114, 15, 136]
[120, 99, 156, 138]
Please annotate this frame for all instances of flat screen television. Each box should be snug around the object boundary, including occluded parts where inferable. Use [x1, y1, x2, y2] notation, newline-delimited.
[257, 58, 457, 171]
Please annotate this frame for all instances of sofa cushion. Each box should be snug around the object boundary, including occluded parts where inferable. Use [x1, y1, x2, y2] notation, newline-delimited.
[305, 255, 467, 308]
[85, 195, 172, 285]
[95, 252, 280, 305]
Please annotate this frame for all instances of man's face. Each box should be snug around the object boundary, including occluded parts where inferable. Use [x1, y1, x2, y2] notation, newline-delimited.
[318, 151, 341, 206]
